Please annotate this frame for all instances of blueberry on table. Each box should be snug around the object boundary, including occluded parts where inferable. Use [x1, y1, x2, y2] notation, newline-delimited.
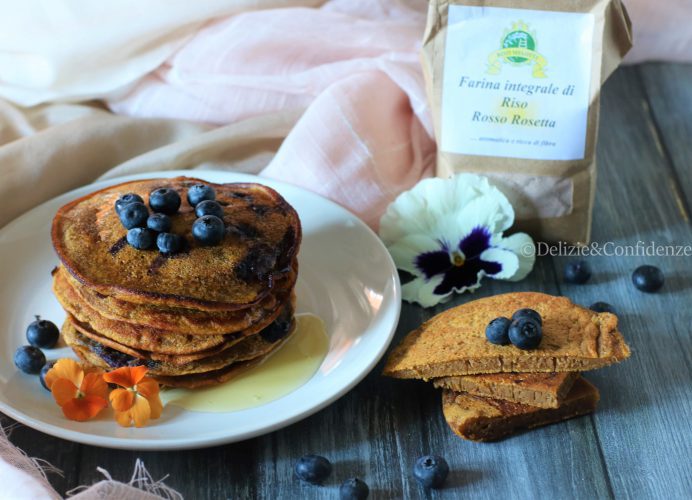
[147, 213, 172, 233]
[127, 227, 156, 250]
[485, 317, 511, 345]
[118, 202, 149, 229]
[413, 455, 449, 489]
[114, 193, 144, 214]
[192, 215, 225, 246]
[632, 265, 664, 293]
[564, 260, 591, 284]
[195, 200, 224, 219]
[149, 187, 181, 215]
[512, 308, 542, 326]
[14, 346, 46, 374]
[590, 302, 616, 314]
[187, 183, 216, 207]
[294, 454, 332, 484]
[508, 317, 542, 350]
[157, 232, 185, 255]
[26, 316, 59, 349]
[339, 478, 369, 500]
[40, 361, 56, 390]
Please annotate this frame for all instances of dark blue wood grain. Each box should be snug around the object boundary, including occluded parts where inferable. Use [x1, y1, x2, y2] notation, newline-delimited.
[6, 65, 692, 500]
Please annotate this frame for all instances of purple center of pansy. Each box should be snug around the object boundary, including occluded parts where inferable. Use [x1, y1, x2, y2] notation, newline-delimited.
[414, 226, 502, 295]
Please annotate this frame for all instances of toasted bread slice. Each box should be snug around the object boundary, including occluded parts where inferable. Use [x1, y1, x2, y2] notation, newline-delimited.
[434, 372, 579, 409]
[383, 293, 629, 380]
[442, 377, 599, 441]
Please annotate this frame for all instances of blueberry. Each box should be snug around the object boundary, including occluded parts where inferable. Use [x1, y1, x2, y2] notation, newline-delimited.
[14, 346, 46, 374]
[294, 454, 332, 485]
[26, 316, 59, 349]
[632, 265, 664, 293]
[157, 232, 185, 255]
[126, 227, 156, 250]
[508, 317, 542, 350]
[339, 478, 369, 500]
[118, 202, 149, 229]
[485, 317, 511, 345]
[114, 193, 144, 214]
[563, 260, 591, 284]
[260, 317, 292, 343]
[40, 361, 56, 390]
[147, 213, 172, 233]
[236, 244, 278, 281]
[195, 200, 224, 219]
[192, 215, 225, 246]
[413, 455, 449, 489]
[149, 187, 181, 215]
[187, 183, 216, 207]
[590, 302, 616, 314]
[512, 308, 542, 326]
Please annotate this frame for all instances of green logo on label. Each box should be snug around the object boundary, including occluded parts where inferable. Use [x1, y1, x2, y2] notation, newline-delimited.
[487, 21, 547, 78]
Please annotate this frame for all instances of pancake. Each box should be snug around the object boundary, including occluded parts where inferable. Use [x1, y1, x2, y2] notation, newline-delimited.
[66, 293, 296, 364]
[53, 267, 291, 353]
[52, 177, 302, 311]
[63, 309, 295, 377]
[441, 377, 599, 441]
[383, 292, 630, 380]
[57, 264, 296, 335]
[78, 326, 295, 389]
[154, 346, 291, 388]
[68, 315, 241, 363]
[54, 272, 225, 353]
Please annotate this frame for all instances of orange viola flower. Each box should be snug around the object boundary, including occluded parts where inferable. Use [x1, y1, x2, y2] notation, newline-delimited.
[44, 359, 109, 422]
[103, 365, 162, 428]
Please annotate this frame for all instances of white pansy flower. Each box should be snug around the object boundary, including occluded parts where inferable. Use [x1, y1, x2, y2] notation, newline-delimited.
[380, 174, 535, 307]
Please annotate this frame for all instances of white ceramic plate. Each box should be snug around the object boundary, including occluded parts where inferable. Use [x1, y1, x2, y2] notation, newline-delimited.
[0, 170, 400, 450]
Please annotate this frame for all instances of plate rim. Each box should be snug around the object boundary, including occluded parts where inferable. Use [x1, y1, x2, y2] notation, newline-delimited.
[0, 169, 401, 450]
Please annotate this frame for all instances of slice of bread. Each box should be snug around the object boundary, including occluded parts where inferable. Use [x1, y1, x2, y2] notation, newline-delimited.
[434, 372, 579, 409]
[383, 292, 629, 380]
[442, 377, 599, 441]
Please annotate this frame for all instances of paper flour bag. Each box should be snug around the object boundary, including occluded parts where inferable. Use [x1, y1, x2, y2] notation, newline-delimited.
[421, 0, 632, 243]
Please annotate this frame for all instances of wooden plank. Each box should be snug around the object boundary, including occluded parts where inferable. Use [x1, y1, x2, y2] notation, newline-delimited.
[74, 260, 613, 499]
[395, 270, 613, 500]
[637, 63, 692, 221]
[239, 262, 614, 500]
[77, 440, 260, 498]
[4, 64, 692, 499]
[556, 66, 692, 499]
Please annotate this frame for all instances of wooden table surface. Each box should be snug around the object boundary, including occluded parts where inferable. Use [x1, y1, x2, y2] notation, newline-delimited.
[4, 64, 692, 499]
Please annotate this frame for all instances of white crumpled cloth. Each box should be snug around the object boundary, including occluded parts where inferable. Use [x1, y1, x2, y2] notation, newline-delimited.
[0, 427, 181, 499]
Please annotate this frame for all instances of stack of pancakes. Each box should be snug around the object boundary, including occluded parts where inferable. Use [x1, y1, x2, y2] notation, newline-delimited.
[384, 292, 630, 441]
[51, 177, 301, 388]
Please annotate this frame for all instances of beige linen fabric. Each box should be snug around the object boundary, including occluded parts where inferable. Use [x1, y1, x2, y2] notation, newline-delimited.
[0, 99, 301, 229]
[0, 0, 325, 106]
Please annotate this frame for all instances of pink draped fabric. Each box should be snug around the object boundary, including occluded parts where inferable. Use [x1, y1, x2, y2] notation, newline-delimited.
[104, 0, 688, 228]
[107, 0, 436, 228]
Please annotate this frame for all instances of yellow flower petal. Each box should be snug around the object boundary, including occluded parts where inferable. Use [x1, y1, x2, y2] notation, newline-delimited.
[114, 410, 133, 428]
[50, 378, 78, 407]
[45, 359, 83, 390]
[147, 392, 163, 421]
[104, 365, 148, 388]
[81, 372, 109, 400]
[131, 395, 152, 428]
[129, 366, 149, 385]
[136, 378, 162, 420]
[62, 395, 107, 422]
[110, 388, 135, 412]
[136, 378, 159, 399]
